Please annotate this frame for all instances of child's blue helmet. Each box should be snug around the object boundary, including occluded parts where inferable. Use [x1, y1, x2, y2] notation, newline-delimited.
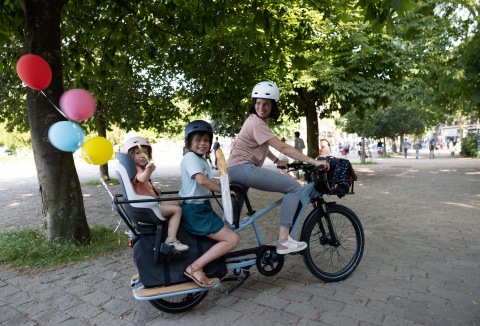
[185, 120, 213, 141]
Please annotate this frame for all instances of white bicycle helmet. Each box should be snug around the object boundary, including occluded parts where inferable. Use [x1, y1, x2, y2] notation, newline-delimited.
[121, 137, 151, 154]
[251, 81, 280, 103]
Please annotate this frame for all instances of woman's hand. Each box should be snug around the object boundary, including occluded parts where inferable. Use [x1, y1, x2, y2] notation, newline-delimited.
[312, 159, 329, 171]
[276, 159, 288, 168]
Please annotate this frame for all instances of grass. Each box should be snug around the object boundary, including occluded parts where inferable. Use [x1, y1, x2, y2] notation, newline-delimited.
[352, 161, 377, 165]
[84, 178, 119, 185]
[378, 154, 392, 158]
[0, 224, 130, 270]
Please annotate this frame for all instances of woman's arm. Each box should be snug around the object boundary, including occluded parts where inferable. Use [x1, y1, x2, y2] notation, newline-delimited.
[267, 137, 327, 168]
[194, 173, 221, 192]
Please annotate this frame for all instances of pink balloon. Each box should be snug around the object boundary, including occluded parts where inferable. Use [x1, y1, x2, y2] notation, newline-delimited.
[16, 54, 52, 90]
[60, 89, 97, 121]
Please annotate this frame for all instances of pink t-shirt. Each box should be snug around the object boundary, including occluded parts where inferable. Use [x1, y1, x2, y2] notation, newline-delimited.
[227, 114, 276, 168]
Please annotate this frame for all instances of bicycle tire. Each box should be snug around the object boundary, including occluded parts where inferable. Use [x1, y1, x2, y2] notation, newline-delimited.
[301, 204, 364, 282]
[149, 291, 208, 313]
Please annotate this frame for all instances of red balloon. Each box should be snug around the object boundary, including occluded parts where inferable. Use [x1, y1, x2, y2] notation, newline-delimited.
[16, 54, 52, 90]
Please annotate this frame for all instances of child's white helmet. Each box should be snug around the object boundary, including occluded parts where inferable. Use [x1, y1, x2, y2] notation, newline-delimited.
[251, 81, 280, 102]
[121, 137, 151, 154]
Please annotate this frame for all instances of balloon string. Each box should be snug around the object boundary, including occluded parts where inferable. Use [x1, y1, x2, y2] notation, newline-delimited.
[40, 90, 68, 119]
[85, 149, 122, 234]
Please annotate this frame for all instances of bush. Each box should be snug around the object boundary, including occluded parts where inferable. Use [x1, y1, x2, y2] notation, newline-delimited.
[460, 133, 478, 158]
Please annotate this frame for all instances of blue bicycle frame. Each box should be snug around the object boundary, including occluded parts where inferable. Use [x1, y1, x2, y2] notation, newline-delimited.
[129, 181, 318, 301]
[225, 182, 316, 270]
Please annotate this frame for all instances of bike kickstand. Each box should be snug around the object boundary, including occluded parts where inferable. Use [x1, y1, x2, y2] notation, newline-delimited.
[224, 270, 251, 295]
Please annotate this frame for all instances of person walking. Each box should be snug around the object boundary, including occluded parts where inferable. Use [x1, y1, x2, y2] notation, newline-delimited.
[450, 141, 456, 156]
[294, 131, 305, 154]
[213, 137, 220, 170]
[402, 138, 411, 158]
[293, 131, 306, 179]
[413, 138, 422, 159]
[429, 138, 436, 159]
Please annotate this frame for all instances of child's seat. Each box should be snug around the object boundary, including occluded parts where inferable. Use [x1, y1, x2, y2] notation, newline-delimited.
[116, 152, 166, 226]
[115, 152, 186, 263]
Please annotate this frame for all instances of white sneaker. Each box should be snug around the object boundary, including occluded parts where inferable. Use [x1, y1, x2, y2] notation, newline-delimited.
[276, 236, 307, 254]
[165, 238, 189, 252]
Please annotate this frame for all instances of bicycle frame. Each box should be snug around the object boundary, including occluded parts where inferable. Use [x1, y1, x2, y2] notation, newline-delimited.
[227, 182, 316, 260]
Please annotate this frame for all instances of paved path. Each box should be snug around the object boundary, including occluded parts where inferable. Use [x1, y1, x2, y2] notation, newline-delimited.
[0, 150, 479, 325]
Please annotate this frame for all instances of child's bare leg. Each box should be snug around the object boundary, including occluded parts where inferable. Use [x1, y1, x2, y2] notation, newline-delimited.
[159, 204, 182, 239]
[185, 226, 239, 285]
[160, 204, 188, 251]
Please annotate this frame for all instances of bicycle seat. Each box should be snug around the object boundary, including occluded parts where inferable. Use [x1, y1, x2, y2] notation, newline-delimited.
[229, 183, 255, 228]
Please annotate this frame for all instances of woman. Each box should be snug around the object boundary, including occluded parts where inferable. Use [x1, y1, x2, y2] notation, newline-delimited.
[316, 138, 331, 158]
[227, 81, 327, 254]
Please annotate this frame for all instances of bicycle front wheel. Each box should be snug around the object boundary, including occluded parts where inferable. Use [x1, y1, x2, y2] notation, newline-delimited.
[301, 204, 364, 282]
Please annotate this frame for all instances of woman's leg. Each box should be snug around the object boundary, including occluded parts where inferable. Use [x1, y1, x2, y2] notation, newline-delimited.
[228, 163, 301, 242]
[185, 226, 239, 285]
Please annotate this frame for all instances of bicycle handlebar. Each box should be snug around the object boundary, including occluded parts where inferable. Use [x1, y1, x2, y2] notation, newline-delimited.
[277, 161, 325, 171]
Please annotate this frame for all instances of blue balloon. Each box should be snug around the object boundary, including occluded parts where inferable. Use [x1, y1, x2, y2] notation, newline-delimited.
[48, 121, 84, 152]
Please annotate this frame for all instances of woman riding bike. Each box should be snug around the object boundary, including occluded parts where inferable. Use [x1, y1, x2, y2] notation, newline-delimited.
[227, 81, 327, 254]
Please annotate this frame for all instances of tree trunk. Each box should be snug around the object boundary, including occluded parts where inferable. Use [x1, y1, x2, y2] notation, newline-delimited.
[305, 101, 319, 158]
[295, 88, 319, 158]
[383, 137, 387, 155]
[96, 104, 109, 181]
[23, 0, 90, 243]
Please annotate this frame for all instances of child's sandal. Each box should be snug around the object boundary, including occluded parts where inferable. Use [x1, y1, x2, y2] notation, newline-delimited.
[184, 265, 219, 288]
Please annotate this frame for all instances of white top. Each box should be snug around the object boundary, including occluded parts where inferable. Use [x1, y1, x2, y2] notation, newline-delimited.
[179, 152, 213, 203]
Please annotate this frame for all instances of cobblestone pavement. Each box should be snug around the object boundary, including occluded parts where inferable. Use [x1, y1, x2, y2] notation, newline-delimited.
[0, 150, 479, 325]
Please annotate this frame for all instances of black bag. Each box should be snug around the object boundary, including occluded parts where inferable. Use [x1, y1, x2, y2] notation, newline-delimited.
[133, 226, 227, 288]
[315, 157, 357, 196]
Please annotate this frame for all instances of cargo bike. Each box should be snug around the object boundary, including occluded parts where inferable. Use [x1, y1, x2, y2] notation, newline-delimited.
[105, 153, 364, 313]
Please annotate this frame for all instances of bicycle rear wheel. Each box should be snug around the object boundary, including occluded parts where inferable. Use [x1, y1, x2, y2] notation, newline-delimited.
[301, 204, 364, 282]
[149, 291, 208, 313]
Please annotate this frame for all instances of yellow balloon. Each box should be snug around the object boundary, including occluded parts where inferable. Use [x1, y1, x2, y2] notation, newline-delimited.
[81, 136, 113, 165]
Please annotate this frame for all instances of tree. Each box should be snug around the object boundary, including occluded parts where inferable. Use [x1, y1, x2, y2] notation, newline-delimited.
[15, 0, 89, 243]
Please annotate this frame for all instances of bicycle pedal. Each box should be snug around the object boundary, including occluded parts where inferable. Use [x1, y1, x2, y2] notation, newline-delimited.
[287, 251, 303, 256]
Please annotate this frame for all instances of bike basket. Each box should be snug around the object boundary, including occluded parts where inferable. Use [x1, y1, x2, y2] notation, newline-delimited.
[313, 157, 357, 196]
